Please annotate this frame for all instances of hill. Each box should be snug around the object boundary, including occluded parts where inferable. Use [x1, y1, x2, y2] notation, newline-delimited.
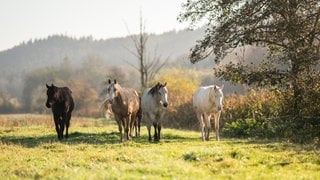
[0, 28, 207, 102]
[0, 28, 205, 74]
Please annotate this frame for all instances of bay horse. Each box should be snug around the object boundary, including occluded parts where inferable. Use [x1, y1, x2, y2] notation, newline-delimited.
[45, 84, 74, 140]
[193, 84, 224, 141]
[141, 82, 168, 142]
[106, 79, 140, 141]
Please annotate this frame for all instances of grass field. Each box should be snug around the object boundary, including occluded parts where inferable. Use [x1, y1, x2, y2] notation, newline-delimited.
[0, 114, 319, 179]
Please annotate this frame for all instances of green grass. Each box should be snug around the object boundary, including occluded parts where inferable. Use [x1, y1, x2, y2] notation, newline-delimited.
[0, 114, 319, 179]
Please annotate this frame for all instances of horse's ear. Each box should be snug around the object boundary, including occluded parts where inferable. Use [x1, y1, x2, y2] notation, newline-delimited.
[108, 79, 111, 84]
[46, 84, 50, 88]
[220, 84, 224, 90]
[163, 82, 167, 87]
[51, 84, 54, 87]
[114, 79, 117, 84]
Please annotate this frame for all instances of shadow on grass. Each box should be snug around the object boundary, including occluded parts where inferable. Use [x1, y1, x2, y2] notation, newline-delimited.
[0, 130, 199, 148]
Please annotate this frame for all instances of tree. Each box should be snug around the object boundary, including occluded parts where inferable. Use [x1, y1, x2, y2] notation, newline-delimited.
[179, 0, 320, 118]
[125, 11, 168, 88]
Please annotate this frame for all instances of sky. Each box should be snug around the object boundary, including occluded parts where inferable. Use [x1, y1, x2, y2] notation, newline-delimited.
[0, 0, 190, 51]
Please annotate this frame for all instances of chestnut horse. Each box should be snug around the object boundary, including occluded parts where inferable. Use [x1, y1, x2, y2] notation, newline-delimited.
[45, 84, 74, 140]
[100, 97, 142, 137]
[106, 79, 140, 141]
[193, 84, 224, 141]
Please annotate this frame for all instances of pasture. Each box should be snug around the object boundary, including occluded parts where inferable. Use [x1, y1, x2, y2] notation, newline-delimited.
[0, 114, 319, 179]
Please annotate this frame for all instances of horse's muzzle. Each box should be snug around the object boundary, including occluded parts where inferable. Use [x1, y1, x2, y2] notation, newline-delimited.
[163, 102, 168, 108]
[46, 102, 52, 108]
[107, 99, 113, 104]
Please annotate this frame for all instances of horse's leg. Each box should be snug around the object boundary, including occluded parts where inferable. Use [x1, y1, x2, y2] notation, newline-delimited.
[123, 114, 131, 141]
[129, 113, 136, 140]
[123, 116, 130, 141]
[204, 113, 211, 141]
[196, 112, 205, 141]
[53, 114, 61, 140]
[133, 117, 137, 137]
[215, 111, 221, 141]
[157, 122, 162, 141]
[153, 122, 159, 141]
[115, 115, 123, 142]
[157, 112, 165, 141]
[146, 113, 154, 142]
[65, 112, 71, 138]
[59, 115, 66, 140]
[147, 123, 152, 142]
[118, 122, 123, 142]
[137, 114, 141, 137]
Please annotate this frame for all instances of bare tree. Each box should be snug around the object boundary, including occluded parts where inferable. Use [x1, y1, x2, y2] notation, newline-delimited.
[124, 11, 168, 88]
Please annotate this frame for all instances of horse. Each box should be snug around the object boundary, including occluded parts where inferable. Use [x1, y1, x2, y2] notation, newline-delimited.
[141, 82, 168, 142]
[100, 96, 142, 137]
[192, 84, 224, 141]
[100, 98, 113, 119]
[106, 79, 140, 141]
[135, 97, 142, 137]
[45, 84, 74, 140]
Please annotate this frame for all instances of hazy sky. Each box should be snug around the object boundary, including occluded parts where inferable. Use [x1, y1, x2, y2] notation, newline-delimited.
[0, 0, 189, 51]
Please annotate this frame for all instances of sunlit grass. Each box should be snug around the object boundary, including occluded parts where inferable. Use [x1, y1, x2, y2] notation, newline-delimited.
[0, 114, 319, 179]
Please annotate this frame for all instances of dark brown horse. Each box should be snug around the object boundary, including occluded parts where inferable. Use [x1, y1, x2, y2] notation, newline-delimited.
[106, 79, 140, 141]
[46, 84, 74, 140]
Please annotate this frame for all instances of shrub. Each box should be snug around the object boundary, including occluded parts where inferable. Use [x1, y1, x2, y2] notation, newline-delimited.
[150, 67, 200, 129]
[221, 88, 320, 142]
[221, 89, 285, 138]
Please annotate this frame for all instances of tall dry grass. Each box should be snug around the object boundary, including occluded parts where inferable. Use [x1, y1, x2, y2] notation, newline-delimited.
[0, 114, 113, 127]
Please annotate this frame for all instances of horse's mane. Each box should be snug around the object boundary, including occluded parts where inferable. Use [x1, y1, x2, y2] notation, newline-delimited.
[55, 87, 72, 103]
[148, 83, 161, 96]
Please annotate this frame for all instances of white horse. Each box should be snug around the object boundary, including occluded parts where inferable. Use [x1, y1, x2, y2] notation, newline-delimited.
[193, 84, 224, 141]
[141, 82, 168, 142]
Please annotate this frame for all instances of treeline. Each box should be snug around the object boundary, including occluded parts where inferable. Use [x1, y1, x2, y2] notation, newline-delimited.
[0, 55, 141, 116]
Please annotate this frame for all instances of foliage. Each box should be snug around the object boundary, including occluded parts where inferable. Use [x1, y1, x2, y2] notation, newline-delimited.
[0, 115, 319, 179]
[179, 0, 320, 118]
[221, 89, 283, 138]
[221, 89, 320, 142]
[0, 90, 20, 113]
[18, 57, 136, 117]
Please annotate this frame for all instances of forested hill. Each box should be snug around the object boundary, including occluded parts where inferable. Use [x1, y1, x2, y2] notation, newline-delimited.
[0, 28, 205, 74]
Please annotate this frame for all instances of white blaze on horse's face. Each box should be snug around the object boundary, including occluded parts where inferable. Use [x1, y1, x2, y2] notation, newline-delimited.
[214, 85, 224, 111]
[159, 83, 168, 108]
[107, 84, 114, 102]
[107, 80, 117, 103]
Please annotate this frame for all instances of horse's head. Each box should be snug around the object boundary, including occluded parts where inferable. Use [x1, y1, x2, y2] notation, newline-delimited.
[46, 84, 59, 108]
[106, 79, 121, 104]
[159, 82, 168, 107]
[156, 82, 168, 108]
[213, 84, 224, 111]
